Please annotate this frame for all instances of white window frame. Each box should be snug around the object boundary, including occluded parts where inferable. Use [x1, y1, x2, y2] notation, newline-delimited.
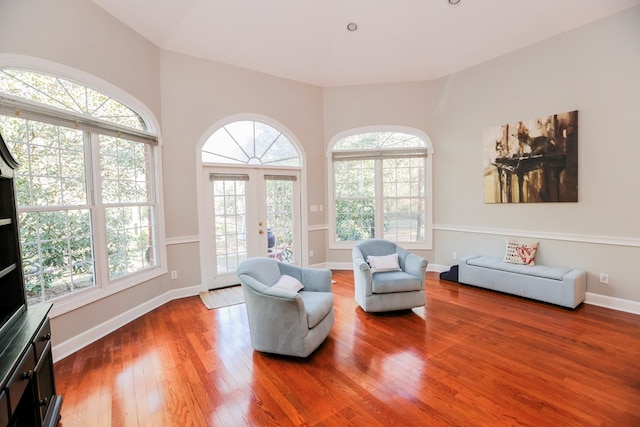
[0, 55, 167, 318]
[327, 126, 434, 250]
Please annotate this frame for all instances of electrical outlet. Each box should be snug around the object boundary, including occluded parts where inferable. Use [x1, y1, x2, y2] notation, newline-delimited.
[309, 250, 314, 258]
[452, 251, 457, 260]
[170, 270, 177, 280]
[599, 272, 608, 284]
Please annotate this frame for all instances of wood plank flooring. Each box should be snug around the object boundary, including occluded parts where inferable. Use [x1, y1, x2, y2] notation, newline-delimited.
[54, 271, 640, 426]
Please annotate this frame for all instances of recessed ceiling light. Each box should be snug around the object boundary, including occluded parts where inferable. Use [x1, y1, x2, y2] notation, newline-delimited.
[448, 0, 461, 6]
[347, 22, 358, 32]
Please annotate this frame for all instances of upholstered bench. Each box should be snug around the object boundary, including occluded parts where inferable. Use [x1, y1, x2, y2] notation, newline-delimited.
[458, 255, 586, 309]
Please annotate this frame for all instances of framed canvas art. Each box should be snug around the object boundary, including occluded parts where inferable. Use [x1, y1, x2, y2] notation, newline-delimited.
[483, 110, 578, 203]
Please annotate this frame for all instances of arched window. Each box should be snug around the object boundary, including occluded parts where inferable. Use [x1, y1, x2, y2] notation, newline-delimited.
[0, 68, 146, 130]
[0, 66, 162, 309]
[202, 120, 301, 166]
[329, 128, 432, 247]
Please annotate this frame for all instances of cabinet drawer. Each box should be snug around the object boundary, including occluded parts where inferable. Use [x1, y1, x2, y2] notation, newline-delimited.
[33, 318, 52, 362]
[7, 346, 36, 414]
[0, 391, 8, 427]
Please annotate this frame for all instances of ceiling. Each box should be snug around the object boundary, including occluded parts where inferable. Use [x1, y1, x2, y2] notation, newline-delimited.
[91, 0, 640, 87]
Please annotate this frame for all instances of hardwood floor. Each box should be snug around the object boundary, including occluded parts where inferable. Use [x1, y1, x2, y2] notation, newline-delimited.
[54, 271, 640, 426]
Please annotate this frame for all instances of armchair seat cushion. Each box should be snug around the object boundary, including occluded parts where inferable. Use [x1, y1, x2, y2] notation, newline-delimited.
[372, 271, 423, 294]
[299, 291, 334, 328]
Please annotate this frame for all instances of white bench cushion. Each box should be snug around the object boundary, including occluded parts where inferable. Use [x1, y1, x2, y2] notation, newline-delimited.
[467, 256, 571, 281]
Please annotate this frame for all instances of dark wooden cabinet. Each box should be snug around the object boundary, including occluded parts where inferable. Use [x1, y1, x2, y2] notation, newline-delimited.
[0, 305, 62, 427]
[0, 133, 62, 426]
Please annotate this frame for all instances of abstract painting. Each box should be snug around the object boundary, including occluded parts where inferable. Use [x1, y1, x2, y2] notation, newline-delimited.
[483, 110, 578, 203]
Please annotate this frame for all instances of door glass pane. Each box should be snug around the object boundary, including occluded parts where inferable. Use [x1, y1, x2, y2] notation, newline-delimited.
[265, 178, 294, 263]
[212, 179, 247, 273]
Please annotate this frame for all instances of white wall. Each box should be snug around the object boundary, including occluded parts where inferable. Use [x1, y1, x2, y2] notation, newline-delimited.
[0, 0, 161, 116]
[0, 0, 168, 350]
[322, 81, 437, 264]
[159, 51, 325, 284]
[431, 7, 640, 304]
[322, 7, 640, 306]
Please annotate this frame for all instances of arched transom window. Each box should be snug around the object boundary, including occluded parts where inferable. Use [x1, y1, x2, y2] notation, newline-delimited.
[202, 120, 301, 166]
[0, 68, 146, 131]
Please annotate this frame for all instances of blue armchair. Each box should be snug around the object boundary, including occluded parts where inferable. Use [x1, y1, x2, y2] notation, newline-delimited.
[352, 239, 428, 313]
[236, 257, 334, 357]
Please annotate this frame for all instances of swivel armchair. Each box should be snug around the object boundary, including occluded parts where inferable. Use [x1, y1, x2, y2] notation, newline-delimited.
[352, 239, 428, 313]
[236, 257, 334, 357]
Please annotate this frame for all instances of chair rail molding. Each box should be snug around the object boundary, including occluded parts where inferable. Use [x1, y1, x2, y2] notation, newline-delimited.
[434, 224, 640, 248]
[166, 235, 200, 245]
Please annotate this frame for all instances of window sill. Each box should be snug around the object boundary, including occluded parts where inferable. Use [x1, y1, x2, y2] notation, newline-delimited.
[43, 266, 168, 318]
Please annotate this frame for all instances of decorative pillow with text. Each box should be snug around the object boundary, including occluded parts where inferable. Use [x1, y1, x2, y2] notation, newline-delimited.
[503, 239, 539, 266]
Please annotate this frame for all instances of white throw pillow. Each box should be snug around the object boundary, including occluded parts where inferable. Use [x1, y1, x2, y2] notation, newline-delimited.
[272, 274, 304, 292]
[503, 238, 538, 266]
[366, 253, 401, 273]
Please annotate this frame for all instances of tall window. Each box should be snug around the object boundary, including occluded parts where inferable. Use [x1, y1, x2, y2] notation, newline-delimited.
[330, 129, 432, 247]
[0, 67, 160, 306]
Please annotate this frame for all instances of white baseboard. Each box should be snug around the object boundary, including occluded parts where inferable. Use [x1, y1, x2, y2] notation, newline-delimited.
[324, 262, 351, 270]
[429, 263, 451, 273]
[51, 284, 202, 362]
[308, 262, 330, 269]
[585, 292, 640, 316]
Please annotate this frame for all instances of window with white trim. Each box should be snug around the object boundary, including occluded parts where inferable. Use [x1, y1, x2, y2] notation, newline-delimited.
[330, 130, 431, 246]
[0, 67, 160, 306]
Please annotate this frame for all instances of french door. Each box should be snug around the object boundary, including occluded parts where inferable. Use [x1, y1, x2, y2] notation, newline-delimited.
[202, 167, 301, 288]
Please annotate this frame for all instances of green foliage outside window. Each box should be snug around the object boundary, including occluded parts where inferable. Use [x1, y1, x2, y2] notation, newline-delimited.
[0, 68, 157, 305]
[0, 116, 96, 304]
[266, 178, 294, 255]
[335, 200, 375, 241]
[333, 131, 427, 243]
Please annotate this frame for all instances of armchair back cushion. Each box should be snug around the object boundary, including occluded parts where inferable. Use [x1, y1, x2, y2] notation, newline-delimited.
[357, 239, 400, 261]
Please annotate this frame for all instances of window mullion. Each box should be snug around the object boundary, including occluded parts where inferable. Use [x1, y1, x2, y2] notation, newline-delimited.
[87, 132, 108, 288]
[375, 159, 384, 239]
